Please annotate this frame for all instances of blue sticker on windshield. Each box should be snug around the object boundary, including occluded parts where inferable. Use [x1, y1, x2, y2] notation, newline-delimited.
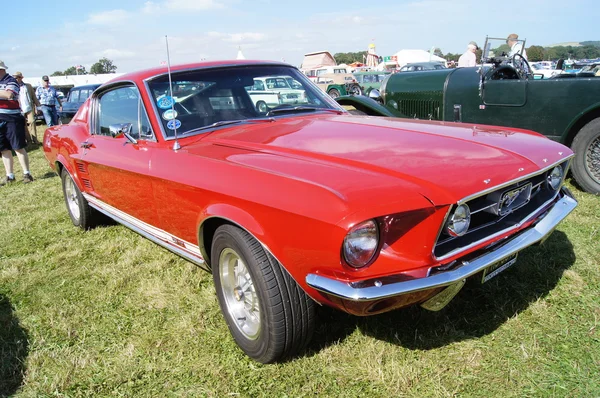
[157, 96, 174, 109]
[162, 109, 178, 120]
[166, 119, 181, 130]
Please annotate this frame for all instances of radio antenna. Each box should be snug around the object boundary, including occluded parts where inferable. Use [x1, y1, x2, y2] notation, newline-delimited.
[165, 35, 180, 151]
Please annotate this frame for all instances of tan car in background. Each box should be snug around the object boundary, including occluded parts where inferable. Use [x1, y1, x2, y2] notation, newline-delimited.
[313, 73, 362, 98]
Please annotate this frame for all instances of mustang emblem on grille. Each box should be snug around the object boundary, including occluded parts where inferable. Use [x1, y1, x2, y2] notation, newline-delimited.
[498, 183, 532, 216]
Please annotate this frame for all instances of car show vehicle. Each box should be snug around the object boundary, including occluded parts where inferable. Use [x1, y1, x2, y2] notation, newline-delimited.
[342, 36, 600, 194]
[398, 61, 447, 72]
[314, 72, 362, 98]
[60, 84, 101, 124]
[250, 76, 307, 105]
[353, 70, 391, 97]
[43, 60, 577, 363]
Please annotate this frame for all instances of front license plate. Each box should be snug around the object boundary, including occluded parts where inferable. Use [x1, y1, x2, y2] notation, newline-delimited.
[482, 253, 518, 283]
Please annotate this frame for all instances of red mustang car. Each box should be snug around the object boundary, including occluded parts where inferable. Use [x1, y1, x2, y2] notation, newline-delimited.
[43, 60, 577, 363]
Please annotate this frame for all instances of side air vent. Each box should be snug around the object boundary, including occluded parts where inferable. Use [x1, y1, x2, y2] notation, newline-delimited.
[81, 179, 92, 189]
[75, 162, 88, 174]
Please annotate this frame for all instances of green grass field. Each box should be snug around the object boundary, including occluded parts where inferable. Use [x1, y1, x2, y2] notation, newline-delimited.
[1, 143, 599, 397]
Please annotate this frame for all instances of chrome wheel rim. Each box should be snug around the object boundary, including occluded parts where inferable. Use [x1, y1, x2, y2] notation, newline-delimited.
[257, 102, 267, 113]
[64, 177, 81, 221]
[219, 248, 260, 340]
[586, 134, 600, 185]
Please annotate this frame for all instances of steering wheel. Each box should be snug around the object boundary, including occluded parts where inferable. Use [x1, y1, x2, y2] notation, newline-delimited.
[511, 53, 531, 79]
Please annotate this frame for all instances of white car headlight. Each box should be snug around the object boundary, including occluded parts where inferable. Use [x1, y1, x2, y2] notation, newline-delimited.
[547, 166, 563, 190]
[445, 204, 471, 237]
[343, 220, 379, 268]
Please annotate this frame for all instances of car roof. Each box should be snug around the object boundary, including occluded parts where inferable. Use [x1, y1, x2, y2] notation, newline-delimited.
[70, 84, 101, 90]
[104, 60, 292, 86]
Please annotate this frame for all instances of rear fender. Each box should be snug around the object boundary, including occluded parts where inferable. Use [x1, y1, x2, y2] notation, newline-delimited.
[335, 95, 397, 117]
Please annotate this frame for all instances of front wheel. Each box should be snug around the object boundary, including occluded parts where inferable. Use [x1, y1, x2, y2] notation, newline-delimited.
[571, 118, 600, 194]
[255, 100, 268, 113]
[211, 225, 315, 363]
[348, 84, 363, 96]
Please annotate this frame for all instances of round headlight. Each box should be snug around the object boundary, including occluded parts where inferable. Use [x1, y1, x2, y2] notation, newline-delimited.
[547, 166, 563, 190]
[445, 204, 471, 237]
[343, 220, 379, 268]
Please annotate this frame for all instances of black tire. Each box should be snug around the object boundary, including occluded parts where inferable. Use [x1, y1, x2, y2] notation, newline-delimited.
[256, 101, 268, 113]
[571, 118, 600, 194]
[349, 84, 363, 96]
[61, 168, 103, 229]
[327, 88, 341, 98]
[211, 225, 315, 363]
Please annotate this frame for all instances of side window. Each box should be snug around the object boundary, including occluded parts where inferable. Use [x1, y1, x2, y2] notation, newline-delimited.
[79, 89, 90, 101]
[69, 90, 80, 102]
[96, 85, 153, 140]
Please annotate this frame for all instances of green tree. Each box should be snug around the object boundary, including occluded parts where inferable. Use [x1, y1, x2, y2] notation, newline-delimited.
[333, 52, 367, 65]
[51, 71, 64, 76]
[90, 58, 117, 74]
[63, 66, 88, 75]
[527, 45, 545, 62]
[492, 44, 511, 57]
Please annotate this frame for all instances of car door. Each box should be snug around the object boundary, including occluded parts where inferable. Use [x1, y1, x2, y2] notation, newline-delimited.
[79, 84, 159, 226]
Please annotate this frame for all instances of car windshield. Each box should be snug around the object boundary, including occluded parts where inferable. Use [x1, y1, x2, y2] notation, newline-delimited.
[147, 65, 342, 138]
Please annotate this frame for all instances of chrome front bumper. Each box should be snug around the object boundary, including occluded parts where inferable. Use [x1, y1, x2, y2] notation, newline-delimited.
[306, 190, 578, 302]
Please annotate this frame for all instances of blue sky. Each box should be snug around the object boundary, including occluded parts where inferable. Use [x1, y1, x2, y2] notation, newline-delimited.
[2, 0, 597, 77]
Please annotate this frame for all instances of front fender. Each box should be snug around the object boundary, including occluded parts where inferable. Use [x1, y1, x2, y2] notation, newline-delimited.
[334, 95, 396, 117]
[198, 203, 268, 266]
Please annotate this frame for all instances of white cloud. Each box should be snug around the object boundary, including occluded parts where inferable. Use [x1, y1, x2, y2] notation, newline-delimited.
[94, 49, 137, 59]
[87, 9, 129, 25]
[142, 1, 161, 14]
[164, 0, 224, 10]
[207, 31, 267, 43]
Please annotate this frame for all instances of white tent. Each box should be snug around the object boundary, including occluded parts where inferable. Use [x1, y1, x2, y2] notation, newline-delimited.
[392, 49, 447, 68]
[23, 73, 124, 88]
[236, 47, 246, 60]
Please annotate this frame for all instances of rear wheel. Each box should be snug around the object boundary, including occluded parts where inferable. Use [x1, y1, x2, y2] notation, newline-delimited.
[571, 118, 600, 194]
[348, 84, 363, 96]
[61, 168, 103, 229]
[211, 225, 315, 363]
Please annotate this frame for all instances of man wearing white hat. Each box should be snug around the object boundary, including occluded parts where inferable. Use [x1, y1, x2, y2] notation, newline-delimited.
[0, 60, 33, 185]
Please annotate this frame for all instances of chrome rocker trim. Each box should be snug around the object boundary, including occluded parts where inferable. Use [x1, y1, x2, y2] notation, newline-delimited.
[306, 190, 577, 302]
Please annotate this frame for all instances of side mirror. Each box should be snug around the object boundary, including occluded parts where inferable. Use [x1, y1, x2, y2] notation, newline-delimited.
[109, 123, 137, 144]
[368, 89, 381, 102]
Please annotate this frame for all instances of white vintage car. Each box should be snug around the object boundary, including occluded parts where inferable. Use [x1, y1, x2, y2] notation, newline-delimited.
[251, 76, 307, 105]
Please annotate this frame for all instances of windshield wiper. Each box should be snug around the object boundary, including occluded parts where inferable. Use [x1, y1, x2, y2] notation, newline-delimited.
[266, 106, 343, 116]
[186, 118, 276, 134]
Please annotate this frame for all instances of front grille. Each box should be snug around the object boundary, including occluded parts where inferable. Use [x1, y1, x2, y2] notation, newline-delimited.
[433, 160, 570, 259]
[399, 99, 440, 119]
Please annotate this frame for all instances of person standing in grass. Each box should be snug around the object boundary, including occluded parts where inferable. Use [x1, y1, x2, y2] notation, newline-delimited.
[14, 71, 41, 144]
[35, 75, 62, 126]
[0, 60, 33, 185]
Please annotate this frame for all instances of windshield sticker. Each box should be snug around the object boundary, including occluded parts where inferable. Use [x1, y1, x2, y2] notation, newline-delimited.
[166, 119, 182, 130]
[162, 109, 178, 120]
[157, 96, 174, 109]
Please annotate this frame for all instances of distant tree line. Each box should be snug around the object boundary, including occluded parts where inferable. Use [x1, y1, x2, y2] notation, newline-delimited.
[51, 58, 118, 76]
[336, 42, 600, 66]
[443, 43, 600, 63]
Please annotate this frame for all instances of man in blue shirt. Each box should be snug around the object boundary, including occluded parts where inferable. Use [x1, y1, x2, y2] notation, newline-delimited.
[35, 75, 63, 126]
[0, 60, 33, 185]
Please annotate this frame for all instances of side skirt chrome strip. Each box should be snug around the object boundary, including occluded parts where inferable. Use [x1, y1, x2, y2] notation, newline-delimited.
[83, 193, 209, 271]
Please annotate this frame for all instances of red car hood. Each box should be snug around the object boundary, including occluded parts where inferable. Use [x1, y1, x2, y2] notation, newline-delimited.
[201, 114, 571, 203]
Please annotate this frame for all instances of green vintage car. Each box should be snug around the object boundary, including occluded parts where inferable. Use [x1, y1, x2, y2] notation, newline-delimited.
[352, 71, 391, 98]
[338, 39, 600, 194]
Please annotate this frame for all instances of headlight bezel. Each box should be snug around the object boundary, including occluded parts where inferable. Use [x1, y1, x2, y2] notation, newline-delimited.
[445, 204, 471, 237]
[547, 165, 564, 190]
[342, 219, 380, 269]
